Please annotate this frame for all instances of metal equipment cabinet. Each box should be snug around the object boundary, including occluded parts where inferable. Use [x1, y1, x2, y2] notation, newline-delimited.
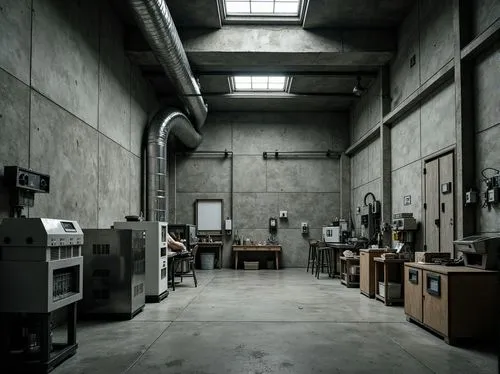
[359, 249, 386, 298]
[404, 263, 498, 344]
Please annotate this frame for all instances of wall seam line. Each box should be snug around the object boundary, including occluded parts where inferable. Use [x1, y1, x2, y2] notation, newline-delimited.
[96, 2, 102, 228]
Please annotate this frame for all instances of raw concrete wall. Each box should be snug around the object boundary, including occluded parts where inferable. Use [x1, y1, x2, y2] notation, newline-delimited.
[349, 78, 382, 236]
[171, 112, 349, 268]
[474, 42, 500, 235]
[388, 0, 457, 250]
[0, 0, 157, 228]
[349, 0, 458, 247]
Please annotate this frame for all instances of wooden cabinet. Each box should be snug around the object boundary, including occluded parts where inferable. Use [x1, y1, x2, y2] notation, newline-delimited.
[359, 249, 386, 298]
[404, 268, 422, 322]
[404, 263, 498, 344]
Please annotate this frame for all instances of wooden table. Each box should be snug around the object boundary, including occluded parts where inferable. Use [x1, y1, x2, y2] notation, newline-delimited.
[325, 243, 357, 278]
[340, 256, 360, 288]
[197, 242, 223, 269]
[232, 245, 282, 270]
[374, 257, 406, 305]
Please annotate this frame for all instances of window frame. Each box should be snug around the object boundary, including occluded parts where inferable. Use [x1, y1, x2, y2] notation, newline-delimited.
[218, 0, 308, 25]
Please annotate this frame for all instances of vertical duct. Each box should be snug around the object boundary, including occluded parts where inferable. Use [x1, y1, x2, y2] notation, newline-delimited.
[146, 108, 202, 222]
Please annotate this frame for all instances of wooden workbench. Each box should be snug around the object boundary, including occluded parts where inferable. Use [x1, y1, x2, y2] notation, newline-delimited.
[232, 245, 281, 270]
[374, 257, 406, 306]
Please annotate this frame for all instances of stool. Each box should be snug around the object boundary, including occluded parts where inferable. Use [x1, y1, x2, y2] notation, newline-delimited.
[315, 245, 332, 279]
[307, 240, 319, 273]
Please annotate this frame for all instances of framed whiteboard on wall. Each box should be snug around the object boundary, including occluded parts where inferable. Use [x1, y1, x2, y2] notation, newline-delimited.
[195, 199, 223, 234]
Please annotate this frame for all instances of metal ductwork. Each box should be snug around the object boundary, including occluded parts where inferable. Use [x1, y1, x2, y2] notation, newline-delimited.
[146, 108, 202, 221]
[128, 0, 208, 129]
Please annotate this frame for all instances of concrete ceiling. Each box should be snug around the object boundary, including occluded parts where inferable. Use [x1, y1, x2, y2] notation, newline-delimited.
[120, 0, 416, 112]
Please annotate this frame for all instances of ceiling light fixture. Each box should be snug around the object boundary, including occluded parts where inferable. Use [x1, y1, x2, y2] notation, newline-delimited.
[352, 76, 366, 97]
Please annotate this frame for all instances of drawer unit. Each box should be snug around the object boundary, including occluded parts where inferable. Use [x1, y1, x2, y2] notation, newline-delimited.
[404, 263, 498, 344]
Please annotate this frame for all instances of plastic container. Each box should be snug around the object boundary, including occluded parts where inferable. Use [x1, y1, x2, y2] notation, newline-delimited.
[244, 261, 259, 270]
[200, 253, 215, 270]
[378, 282, 401, 299]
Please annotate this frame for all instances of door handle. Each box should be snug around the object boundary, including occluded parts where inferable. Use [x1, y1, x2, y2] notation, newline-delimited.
[434, 219, 440, 227]
[441, 203, 445, 213]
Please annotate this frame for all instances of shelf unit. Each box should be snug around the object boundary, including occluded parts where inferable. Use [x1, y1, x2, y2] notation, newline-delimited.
[340, 256, 360, 288]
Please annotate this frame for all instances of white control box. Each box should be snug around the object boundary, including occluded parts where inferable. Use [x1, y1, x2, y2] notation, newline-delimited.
[279, 210, 288, 219]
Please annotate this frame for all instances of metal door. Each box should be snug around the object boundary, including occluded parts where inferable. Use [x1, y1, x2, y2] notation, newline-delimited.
[424, 159, 440, 251]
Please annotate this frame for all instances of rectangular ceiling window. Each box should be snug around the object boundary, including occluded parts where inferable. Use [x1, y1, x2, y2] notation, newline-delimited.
[232, 76, 288, 92]
[224, 0, 301, 17]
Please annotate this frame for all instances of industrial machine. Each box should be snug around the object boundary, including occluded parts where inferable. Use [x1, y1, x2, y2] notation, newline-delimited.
[392, 213, 418, 260]
[168, 224, 198, 248]
[322, 226, 340, 243]
[453, 235, 500, 270]
[0, 218, 83, 373]
[80, 229, 146, 319]
[114, 220, 169, 303]
[358, 193, 381, 244]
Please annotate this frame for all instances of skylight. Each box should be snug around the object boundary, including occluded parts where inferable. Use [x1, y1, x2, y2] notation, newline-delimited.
[224, 0, 301, 17]
[232, 76, 288, 92]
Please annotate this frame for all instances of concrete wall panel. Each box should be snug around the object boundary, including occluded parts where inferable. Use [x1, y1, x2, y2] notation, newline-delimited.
[420, 82, 456, 157]
[390, 1, 419, 108]
[130, 154, 142, 217]
[233, 193, 278, 229]
[419, 0, 454, 83]
[98, 3, 131, 149]
[368, 140, 381, 182]
[0, 0, 31, 83]
[98, 135, 130, 229]
[473, 0, 500, 37]
[130, 66, 149, 157]
[173, 112, 349, 267]
[474, 45, 500, 133]
[476, 124, 500, 233]
[278, 193, 340, 229]
[198, 114, 233, 151]
[31, 0, 99, 128]
[176, 157, 231, 193]
[233, 156, 266, 193]
[390, 109, 421, 171]
[0, 69, 30, 219]
[391, 160, 422, 230]
[29, 92, 98, 228]
[267, 159, 340, 193]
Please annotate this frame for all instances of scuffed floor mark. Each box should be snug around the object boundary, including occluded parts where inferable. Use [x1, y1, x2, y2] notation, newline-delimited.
[251, 350, 268, 359]
[165, 359, 185, 368]
[280, 362, 294, 368]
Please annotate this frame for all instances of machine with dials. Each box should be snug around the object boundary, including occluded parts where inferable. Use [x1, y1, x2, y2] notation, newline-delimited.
[0, 218, 83, 373]
[453, 236, 500, 270]
[114, 220, 169, 303]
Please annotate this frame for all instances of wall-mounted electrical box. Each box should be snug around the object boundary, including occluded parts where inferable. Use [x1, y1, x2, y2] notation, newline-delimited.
[269, 217, 277, 233]
[279, 210, 288, 219]
[487, 188, 499, 204]
[465, 190, 478, 204]
[225, 218, 232, 235]
[301, 222, 309, 234]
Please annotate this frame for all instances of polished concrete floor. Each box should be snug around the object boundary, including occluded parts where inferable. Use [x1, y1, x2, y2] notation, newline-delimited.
[53, 269, 496, 374]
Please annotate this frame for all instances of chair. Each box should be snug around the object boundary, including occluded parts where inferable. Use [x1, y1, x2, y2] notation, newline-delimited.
[307, 239, 319, 273]
[172, 245, 198, 290]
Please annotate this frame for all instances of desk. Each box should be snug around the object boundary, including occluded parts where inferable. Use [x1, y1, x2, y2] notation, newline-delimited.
[197, 242, 223, 269]
[374, 257, 406, 306]
[232, 245, 281, 270]
[325, 243, 357, 278]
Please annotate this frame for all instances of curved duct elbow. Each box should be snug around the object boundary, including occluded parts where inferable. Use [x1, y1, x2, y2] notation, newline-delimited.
[128, 0, 207, 130]
[146, 108, 202, 222]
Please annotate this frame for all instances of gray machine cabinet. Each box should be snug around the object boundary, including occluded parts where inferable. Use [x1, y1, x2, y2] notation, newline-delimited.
[81, 229, 146, 319]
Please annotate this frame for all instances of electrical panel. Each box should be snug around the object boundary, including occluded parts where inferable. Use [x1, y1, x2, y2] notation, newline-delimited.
[4, 166, 50, 193]
[279, 210, 288, 219]
[301, 222, 309, 234]
[269, 217, 277, 233]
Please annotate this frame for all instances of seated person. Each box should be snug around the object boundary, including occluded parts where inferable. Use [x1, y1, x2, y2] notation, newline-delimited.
[167, 232, 187, 252]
